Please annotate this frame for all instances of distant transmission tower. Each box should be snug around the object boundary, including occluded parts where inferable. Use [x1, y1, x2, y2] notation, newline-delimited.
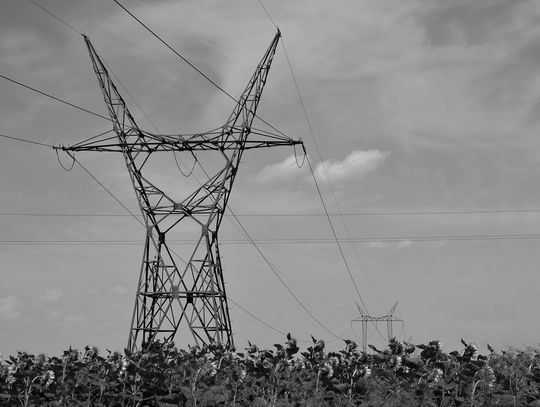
[56, 30, 301, 351]
[352, 302, 403, 353]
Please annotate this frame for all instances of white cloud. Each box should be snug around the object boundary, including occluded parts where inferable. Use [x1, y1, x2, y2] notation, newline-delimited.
[315, 150, 389, 182]
[254, 149, 388, 184]
[39, 288, 63, 304]
[0, 296, 22, 320]
[254, 155, 306, 183]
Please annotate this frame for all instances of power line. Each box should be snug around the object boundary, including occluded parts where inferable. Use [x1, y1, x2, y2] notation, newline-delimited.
[256, 0, 279, 29]
[71, 156, 144, 227]
[227, 296, 296, 340]
[112, 0, 234, 105]
[70, 129, 115, 148]
[279, 36, 375, 320]
[26, 0, 81, 35]
[0, 73, 111, 122]
[0, 134, 53, 148]
[278, 30, 393, 342]
[305, 155, 370, 309]
[279, 34, 390, 336]
[227, 208, 343, 340]
[111, 0, 289, 140]
[61, 155, 190, 269]
[26, 0, 161, 136]
[3, 208, 540, 218]
[279, 35, 375, 310]
[5, 233, 540, 245]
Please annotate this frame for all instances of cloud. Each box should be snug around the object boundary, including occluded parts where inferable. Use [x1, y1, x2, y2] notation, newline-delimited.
[0, 296, 22, 320]
[315, 150, 389, 182]
[39, 288, 63, 304]
[254, 155, 306, 183]
[254, 149, 389, 184]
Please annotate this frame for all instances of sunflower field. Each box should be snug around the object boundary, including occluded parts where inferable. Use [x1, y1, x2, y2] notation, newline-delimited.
[1, 334, 540, 406]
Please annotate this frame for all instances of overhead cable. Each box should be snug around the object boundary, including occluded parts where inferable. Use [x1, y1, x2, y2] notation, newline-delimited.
[256, 0, 279, 30]
[227, 207, 343, 340]
[0, 74, 111, 122]
[27, 0, 81, 35]
[281, 41, 379, 314]
[4, 208, 540, 217]
[7, 233, 540, 245]
[253, 0, 381, 335]
[227, 297, 307, 342]
[111, 0, 289, 140]
[304, 155, 370, 311]
[278, 34, 388, 341]
[0, 134, 53, 148]
[71, 156, 144, 227]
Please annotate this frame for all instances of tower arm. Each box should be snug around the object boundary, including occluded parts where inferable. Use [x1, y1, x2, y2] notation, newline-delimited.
[152, 124, 302, 151]
[55, 128, 302, 152]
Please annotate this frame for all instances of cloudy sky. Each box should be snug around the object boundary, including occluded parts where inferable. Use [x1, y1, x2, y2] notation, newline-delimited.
[2, 0, 540, 356]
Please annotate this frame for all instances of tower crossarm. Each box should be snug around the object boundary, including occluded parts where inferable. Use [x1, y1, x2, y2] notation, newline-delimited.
[56, 29, 302, 154]
[56, 128, 301, 153]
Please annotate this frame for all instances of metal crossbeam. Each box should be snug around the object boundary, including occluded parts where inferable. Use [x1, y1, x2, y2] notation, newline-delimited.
[56, 30, 302, 351]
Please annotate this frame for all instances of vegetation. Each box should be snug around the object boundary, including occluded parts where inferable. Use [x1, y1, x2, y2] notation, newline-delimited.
[1, 335, 540, 406]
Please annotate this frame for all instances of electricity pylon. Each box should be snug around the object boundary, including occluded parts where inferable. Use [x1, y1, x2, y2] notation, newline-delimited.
[351, 302, 403, 353]
[55, 30, 302, 351]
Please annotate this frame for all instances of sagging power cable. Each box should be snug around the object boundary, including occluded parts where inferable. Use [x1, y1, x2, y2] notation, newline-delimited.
[70, 156, 144, 228]
[227, 207, 343, 341]
[0, 74, 111, 122]
[254, 0, 376, 313]
[27, 0, 81, 35]
[111, 0, 290, 140]
[255, 0, 387, 340]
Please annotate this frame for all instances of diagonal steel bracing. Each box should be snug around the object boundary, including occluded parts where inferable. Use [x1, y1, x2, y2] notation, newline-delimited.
[56, 30, 302, 351]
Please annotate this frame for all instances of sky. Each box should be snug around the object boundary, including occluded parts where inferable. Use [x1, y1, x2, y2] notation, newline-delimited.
[1, 0, 540, 356]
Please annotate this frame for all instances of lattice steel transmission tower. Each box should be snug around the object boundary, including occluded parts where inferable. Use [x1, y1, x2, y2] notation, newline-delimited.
[55, 30, 302, 351]
[352, 303, 402, 353]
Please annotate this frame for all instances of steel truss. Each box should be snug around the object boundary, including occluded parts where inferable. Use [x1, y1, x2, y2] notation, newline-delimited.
[351, 303, 403, 353]
[56, 30, 302, 351]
